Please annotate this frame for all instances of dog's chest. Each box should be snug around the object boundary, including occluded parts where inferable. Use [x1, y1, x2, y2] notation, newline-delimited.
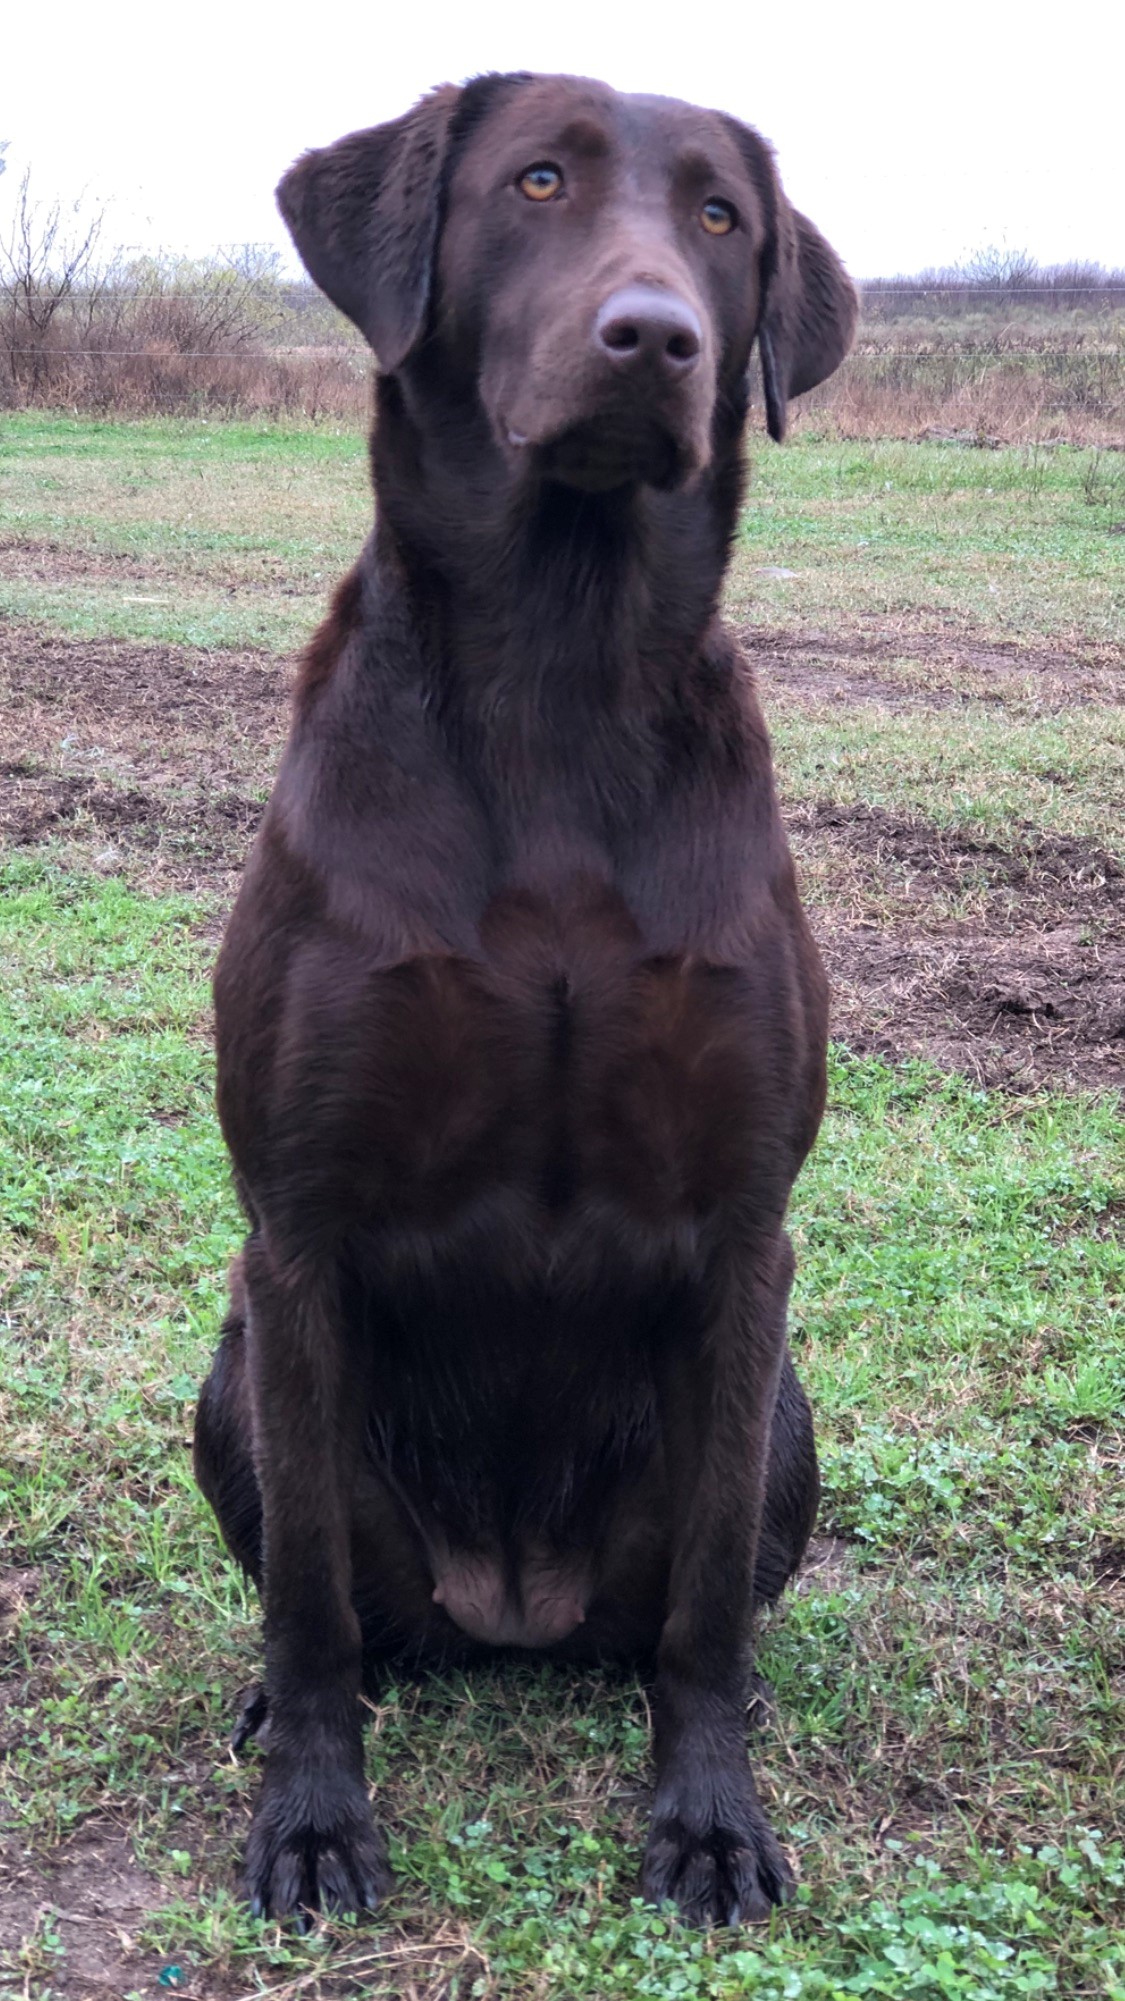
[332, 873, 765, 1237]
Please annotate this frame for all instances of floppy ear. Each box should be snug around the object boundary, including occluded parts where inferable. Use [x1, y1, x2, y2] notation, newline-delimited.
[276, 86, 460, 369]
[758, 201, 858, 443]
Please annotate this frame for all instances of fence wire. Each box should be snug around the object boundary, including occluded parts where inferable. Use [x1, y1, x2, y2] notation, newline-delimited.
[6, 344, 1122, 361]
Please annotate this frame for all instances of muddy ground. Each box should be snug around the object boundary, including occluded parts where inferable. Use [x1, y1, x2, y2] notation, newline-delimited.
[747, 625, 1125, 1096]
[0, 625, 285, 900]
[2, 619, 1121, 1099]
[790, 800, 1124, 1094]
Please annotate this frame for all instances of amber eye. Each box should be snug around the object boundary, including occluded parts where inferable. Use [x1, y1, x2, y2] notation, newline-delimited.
[701, 198, 736, 236]
[519, 163, 563, 201]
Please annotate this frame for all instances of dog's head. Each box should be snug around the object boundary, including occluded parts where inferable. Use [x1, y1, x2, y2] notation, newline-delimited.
[278, 74, 856, 492]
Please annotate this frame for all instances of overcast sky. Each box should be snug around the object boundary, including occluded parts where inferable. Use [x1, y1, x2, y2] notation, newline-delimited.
[4, 0, 1124, 281]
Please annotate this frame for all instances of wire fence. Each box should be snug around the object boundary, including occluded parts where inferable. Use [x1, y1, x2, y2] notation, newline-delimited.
[6, 340, 1123, 359]
[15, 285, 1125, 301]
[5, 346, 366, 359]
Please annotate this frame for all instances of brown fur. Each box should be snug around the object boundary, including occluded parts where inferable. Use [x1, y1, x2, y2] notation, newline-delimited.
[295, 565, 364, 707]
[193, 71, 855, 1929]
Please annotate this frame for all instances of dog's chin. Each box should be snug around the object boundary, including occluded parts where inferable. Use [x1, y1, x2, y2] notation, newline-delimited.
[507, 415, 702, 495]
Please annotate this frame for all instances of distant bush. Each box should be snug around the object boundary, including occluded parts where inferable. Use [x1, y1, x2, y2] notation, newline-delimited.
[0, 169, 368, 418]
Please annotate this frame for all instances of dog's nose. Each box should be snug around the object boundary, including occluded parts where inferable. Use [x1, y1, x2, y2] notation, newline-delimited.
[594, 287, 702, 375]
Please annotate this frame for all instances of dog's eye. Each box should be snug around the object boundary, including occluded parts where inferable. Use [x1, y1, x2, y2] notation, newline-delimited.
[701, 199, 736, 236]
[519, 164, 563, 202]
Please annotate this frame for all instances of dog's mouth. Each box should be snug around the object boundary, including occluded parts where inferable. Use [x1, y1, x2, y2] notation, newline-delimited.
[507, 414, 698, 494]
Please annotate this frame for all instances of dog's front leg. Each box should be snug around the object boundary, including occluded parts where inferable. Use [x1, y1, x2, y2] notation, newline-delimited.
[240, 1235, 390, 1923]
[643, 1227, 796, 1928]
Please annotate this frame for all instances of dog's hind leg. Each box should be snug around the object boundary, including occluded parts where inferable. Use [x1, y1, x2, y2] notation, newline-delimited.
[753, 1345, 819, 1609]
[194, 1256, 273, 1752]
[194, 1252, 263, 1587]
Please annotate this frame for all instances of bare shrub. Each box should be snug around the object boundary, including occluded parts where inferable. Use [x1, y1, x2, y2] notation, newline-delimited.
[862, 252, 1125, 327]
[0, 168, 119, 400]
[124, 244, 286, 355]
[0, 170, 371, 419]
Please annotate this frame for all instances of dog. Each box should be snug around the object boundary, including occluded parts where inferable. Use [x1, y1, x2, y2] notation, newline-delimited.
[194, 70, 856, 1930]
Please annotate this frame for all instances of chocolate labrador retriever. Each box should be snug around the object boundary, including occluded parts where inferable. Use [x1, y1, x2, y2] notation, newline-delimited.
[194, 70, 856, 1929]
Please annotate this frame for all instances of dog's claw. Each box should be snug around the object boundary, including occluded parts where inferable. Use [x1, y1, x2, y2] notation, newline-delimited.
[243, 1765, 392, 1923]
[231, 1685, 269, 1757]
[642, 1773, 793, 1929]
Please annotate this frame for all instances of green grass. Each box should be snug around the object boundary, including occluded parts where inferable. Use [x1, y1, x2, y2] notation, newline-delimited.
[2, 864, 1122, 1998]
[772, 705, 1125, 852]
[3, 415, 1124, 654]
[735, 438, 1125, 647]
[0, 413, 369, 650]
[2, 417, 1124, 1998]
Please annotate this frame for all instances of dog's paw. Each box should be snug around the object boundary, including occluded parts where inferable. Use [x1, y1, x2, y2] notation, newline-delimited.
[244, 1764, 392, 1926]
[641, 1771, 794, 1929]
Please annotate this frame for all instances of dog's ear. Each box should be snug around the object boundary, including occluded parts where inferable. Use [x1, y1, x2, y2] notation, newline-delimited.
[277, 87, 460, 369]
[727, 122, 857, 442]
[758, 201, 858, 442]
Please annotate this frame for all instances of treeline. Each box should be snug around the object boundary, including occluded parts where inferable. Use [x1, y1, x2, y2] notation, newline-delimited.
[862, 247, 1125, 323]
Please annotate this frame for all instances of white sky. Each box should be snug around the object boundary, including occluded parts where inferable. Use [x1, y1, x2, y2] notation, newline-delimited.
[4, 0, 1124, 281]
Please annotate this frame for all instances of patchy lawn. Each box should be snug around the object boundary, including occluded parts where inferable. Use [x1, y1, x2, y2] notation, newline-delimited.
[1, 416, 1123, 1999]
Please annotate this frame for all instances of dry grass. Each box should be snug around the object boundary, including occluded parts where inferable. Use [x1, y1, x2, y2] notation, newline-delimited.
[1, 338, 369, 421]
[795, 339, 1125, 448]
[6, 331, 1123, 446]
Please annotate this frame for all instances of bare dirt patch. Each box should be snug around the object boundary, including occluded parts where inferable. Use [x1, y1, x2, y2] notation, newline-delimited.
[794, 1536, 856, 1594]
[0, 623, 289, 771]
[0, 1831, 174, 2000]
[0, 765, 264, 890]
[793, 801, 1124, 922]
[0, 624, 288, 892]
[747, 624, 1125, 712]
[0, 1565, 42, 1643]
[791, 804, 1125, 1094]
[0, 536, 326, 599]
[0, 535, 174, 588]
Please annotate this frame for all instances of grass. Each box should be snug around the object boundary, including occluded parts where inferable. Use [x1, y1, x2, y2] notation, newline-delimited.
[2, 416, 1124, 1998]
[773, 706, 1125, 853]
[3, 415, 1124, 651]
[0, 415, 369, 651]
[4, 262, 1122, 445]
[734, 439, 1125, 646]
[3, 866, 1123, 1999]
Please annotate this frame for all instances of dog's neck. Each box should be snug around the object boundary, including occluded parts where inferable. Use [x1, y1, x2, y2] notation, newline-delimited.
[368, 369, 748, 726]
[361, 368, 753, 827]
